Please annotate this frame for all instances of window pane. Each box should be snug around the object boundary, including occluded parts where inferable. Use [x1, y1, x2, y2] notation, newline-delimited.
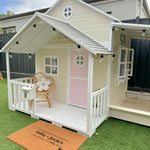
[127, 50, 133, 62]
[45, 58, 50, 65]
[127, 63, 132, 75]
[52, 58, 57, 66]
[81, 56, 84, 60]
[52, 67, 57, 74]
[120, 64, 125, 77]
[120, 49, 126, 62]
[64, 8, 67, 12]
[45, 67, 50, 73]
[80, 61, 84, 65]
[76, 56, 80, 60]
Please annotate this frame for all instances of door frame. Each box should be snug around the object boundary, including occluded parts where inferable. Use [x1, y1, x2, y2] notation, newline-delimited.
[67, 48, 89, 108]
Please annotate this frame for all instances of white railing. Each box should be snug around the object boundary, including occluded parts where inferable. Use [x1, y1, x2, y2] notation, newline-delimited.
[9, 78, 36, 115]
[91, 86, 109, 132]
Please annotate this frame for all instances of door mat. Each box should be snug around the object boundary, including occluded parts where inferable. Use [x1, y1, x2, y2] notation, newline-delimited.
[7, 120, 87, 150]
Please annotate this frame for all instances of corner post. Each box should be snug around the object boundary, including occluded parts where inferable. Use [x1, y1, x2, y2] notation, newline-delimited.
[87, 52, 94, 137]
[106, 26, 113, 117]
[6, 52, 13, 110]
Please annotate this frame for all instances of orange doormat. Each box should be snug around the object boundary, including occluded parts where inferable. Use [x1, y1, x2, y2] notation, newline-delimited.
[7, 120, 87, 150]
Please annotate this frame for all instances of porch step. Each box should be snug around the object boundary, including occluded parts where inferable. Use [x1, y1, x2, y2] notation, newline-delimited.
[110, 105, 150, 127]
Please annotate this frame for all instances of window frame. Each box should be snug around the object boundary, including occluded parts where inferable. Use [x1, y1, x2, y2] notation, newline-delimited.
[118, 48, 134, 79]
[74, 54, 86, 67]
[63, 5, 73, 19]
[0, 26, 16, 34]
[44, 56, 58, 76]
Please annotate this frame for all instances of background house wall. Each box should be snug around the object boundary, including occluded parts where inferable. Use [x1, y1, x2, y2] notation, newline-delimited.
[0, 16, 31, 32]
[90, 0, 137, 20]
[86, 0, 150, 20]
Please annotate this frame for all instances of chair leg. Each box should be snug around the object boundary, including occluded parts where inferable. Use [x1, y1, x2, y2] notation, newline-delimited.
[47, 96, 51, 108]
[43, 94, 51, 108]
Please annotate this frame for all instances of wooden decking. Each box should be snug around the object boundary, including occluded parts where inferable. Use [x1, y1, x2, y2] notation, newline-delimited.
[120, 98, 150, 112]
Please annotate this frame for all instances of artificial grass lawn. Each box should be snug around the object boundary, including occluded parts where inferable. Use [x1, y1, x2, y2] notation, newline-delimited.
[0, 79, 150, 150]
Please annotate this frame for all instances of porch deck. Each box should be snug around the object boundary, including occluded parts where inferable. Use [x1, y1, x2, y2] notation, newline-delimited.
[35, 101, 87, 134]
[120, 98, 150, 112]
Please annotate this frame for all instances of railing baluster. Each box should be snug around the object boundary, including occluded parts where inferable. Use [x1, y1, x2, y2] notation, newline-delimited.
[100, 92, 103, 119]
[103, 91, 106, 115]
[97, 94, 100, 122]
[18, 85, 21, 109]
[96, 95, 99, 124]
[93, 96, 96, 128]
[10, 83, 13, 108]
[13, 84, 18, 107]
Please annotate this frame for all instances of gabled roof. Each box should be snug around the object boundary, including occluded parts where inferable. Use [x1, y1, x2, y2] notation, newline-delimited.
[1, 12, 114, 55]
[45, 0, 120, 22]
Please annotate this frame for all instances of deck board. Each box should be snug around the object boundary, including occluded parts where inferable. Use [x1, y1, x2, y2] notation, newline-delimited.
[35, 101, 87, 133]
[120, 98, 150, 112]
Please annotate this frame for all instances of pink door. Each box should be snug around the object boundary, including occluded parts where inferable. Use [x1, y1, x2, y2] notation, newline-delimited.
[69, 50, 89, 108]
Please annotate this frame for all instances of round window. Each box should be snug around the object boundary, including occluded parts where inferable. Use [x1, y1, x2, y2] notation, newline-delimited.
[75, 55, 85, 67]
[63, 5, 73, 19]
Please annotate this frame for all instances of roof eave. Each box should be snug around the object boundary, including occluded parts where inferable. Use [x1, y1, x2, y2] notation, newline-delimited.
[0, 13, 39, 53]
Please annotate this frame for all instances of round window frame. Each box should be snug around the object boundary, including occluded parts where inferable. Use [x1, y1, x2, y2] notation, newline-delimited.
[74, 54, 86, 67]
[63, 5, 73, 19]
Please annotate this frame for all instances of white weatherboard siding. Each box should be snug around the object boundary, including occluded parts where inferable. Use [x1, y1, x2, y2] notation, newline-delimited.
[36, 48, 68, 104]
[109, 30, 131, 106]
[48, 0, 112, 42]
[93, 56, 108, 92]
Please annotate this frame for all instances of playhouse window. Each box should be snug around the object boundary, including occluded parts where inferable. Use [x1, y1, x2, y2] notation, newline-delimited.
[75, 55, 85, 67]
[44, 56, 58, 75]
[63, 5, 73, 19]
[118, 48, 134, 79]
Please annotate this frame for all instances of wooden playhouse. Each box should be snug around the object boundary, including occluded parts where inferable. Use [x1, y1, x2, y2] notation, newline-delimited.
[1, 0, 150, 137]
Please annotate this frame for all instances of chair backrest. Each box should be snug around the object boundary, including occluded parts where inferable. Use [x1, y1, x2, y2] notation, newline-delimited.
[34, 72, 54, 86]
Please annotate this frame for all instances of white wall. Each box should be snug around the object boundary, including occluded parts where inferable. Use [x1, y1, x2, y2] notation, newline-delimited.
[109, 30, 131, 105]
[91, 0, 137, 20]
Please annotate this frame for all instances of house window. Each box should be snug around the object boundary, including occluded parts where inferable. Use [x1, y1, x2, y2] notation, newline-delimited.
[75, 55, 85, 67]
[44, 56, 58, 75]
[0, 26, 16, 34]
[118, 48, 134, 79]
[63, 5, 73, 19]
